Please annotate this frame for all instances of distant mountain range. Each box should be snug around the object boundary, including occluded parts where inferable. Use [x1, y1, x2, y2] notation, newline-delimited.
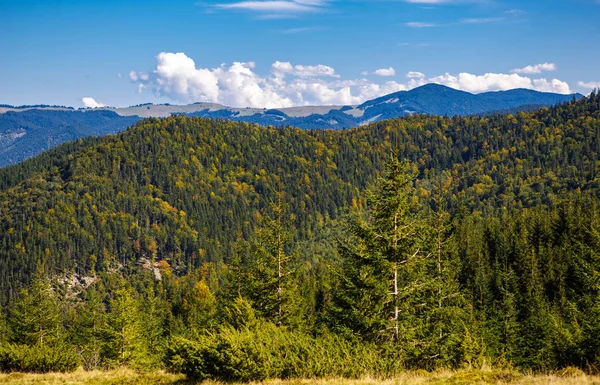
[0, 84, 582, 167]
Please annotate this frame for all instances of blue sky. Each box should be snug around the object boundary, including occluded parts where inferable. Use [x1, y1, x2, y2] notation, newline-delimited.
[1, 0, 599, 108]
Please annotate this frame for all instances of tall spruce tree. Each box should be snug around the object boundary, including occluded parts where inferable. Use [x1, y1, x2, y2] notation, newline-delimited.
[415, 178, 466, 368]
[247, 193, 301, 327]
[72, 284, 107, 369]
[141, 284, 168, 365]
[9, 268, 64, 347]
[220, 188, 302, 327]
[330, 154, 429, 345]
[105, 287, 148, 367]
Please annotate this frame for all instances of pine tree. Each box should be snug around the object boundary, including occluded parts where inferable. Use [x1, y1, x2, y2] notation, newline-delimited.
[72, 284, 107, 369]
[244, 192, 302, 327]
[141, 284, 168, 364]
[416, 178, 466, 367]
[181, 278, 216, 332]
[105, 287, 148, 367]
[331, 154, 429, 345]
[218, 242, 253, 326]
[216, 183, 304, 329]
[0, 309, 8, 344]
[9, 269, 63, 347]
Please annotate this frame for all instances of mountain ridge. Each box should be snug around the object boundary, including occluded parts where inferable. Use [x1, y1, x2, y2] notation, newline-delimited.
[0, 84, 583, 167]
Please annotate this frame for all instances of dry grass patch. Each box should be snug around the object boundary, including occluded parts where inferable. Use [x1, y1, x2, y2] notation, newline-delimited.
[0, 369, 599, 385]
[0, 367, 184, 385]
[253, 371, 598, 385]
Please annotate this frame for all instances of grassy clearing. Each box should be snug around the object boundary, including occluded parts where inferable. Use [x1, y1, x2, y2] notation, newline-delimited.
[0, 368, 183, 385]
[0, 368, 599, 385]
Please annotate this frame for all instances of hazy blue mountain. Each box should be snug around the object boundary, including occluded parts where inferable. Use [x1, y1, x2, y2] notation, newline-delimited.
[0, 84, 582, 167]
[355, 84, 581, 121]
[0, 110, 138, 167]
[176, 85, 582, 129]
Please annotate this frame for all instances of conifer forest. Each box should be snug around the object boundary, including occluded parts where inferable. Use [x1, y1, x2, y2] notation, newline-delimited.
[1, 93, 600, 381]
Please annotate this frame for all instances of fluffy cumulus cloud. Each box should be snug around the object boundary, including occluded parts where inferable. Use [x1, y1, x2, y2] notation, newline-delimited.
[82, 97, 105, 108]
[578, 81, 600, 89]
[510, 62, 557, 74]
[373, 67, 396, 77]
[130, 52, 573, 108]
[429, 72, 570, 94]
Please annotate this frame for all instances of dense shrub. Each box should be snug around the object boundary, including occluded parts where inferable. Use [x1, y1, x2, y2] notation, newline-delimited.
[0, 343, 80, 373]
[165, 322, 403, 381]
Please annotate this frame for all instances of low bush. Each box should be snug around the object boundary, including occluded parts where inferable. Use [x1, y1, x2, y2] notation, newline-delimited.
[165, 322, 403, 382]
[0, 343, 80, 373]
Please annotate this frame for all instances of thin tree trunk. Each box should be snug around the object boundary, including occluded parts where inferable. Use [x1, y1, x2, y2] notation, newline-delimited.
[122, 324, 126, 361]
[437, 211, 443, 341]
[277, 186, 283, 326]
[393, 213, 399, 340]
[394, 263, 398, 339]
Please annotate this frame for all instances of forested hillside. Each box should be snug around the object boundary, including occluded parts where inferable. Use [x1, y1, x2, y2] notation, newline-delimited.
[0, 84, 581, 168]
[0, 110, 139, 167]
[0, 92, 599, 376]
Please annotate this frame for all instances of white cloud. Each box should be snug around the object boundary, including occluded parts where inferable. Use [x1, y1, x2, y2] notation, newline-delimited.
[510, 62, 557, 74]
[407, 71, 426, 79]
[578, 81, 600, 89]
[281, 26, 322, 34]
[429, 72, 570, 94]
[294, 0, 326, 5]
[531, 78, 571, 94]
[82, 97, 105, 108]
[373, 67, 396, 77]
[131, 52, 573, 108]
[215, 0, 326, 14]
[406, 22, 436, 27]
[354, 81, 409, 101]
[272, 61, 339, 78]
[360, 71, 369, 76]
[399, 42, 431, 48]
[403, 0, 454, 3]
[403, 0, 487, 3]
[460, 17, 504, 24]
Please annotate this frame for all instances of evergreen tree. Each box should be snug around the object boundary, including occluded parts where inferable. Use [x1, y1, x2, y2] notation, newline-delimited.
[218, 243, 253, 326]
[140, 284, 169, 365]
[227, 190, 303, 327]
[9, 269, 64, 347]
[417, 179, 466, 367]
[105, 287, 148, 367]
[331, 154, 429, 346]
[0, 308, 8, 344]
[72, 284, 107, 369]
[221, 296, 258, 329]
[180, 278, 216, 332]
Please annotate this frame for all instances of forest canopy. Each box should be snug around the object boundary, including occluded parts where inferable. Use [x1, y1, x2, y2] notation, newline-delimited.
[0, 92, 599, 377]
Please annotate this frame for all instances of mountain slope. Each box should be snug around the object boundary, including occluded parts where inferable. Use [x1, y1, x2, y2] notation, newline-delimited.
[0, 110, 139, 167]
[356, 84, 580, 121]
[0, 85, 582, 167]
[0, 92, 598, 302]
